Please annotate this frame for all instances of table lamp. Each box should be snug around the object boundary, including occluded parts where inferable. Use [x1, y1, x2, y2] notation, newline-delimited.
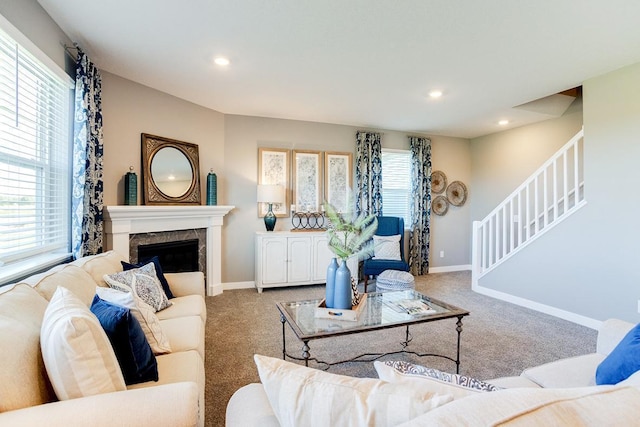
[257, 184, 285, 231]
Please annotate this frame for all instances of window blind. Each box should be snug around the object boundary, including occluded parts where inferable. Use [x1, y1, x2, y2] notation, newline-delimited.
[381, 149, 411, 226]
[0, 22, 72, 266]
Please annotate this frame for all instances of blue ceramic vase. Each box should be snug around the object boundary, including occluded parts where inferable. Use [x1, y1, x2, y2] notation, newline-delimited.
[325, 258, 338, 308]
[333, 260, 352, 309]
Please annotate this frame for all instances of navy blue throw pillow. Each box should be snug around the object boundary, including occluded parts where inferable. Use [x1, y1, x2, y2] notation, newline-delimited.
[122, 256, 174, 299]
[90, 295, 158, 385]
[596, 323, 640, 385]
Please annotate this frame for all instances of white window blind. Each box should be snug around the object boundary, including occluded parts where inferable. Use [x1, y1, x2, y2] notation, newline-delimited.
[381, 149, 411, 226]
[0, 19, 72, 273]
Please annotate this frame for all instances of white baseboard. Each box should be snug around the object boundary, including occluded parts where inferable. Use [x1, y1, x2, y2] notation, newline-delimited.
[473, 283, 601, 330]
[429, 264, 471, 274]
[223, 281, 255, 291]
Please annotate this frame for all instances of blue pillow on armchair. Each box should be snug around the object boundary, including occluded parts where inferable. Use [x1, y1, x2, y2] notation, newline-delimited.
[596, 322, 640, 385]
[122, 256, 174, 299]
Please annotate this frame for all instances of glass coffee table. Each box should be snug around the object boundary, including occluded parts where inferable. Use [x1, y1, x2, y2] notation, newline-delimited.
[276, 290, 470, 373]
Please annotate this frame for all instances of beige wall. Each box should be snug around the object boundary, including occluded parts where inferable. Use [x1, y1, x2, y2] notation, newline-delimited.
[470, 100, 584, 221]
[475, 61, 640, 324]
[101, 72, 226, 207]
[2, 0, 473, 286]
[0, 0, 72, 73]
[223, 115, 472, 283]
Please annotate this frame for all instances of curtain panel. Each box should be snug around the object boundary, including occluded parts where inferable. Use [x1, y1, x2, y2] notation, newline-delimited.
[409, 136, 432, 275]
[72, 46, 104, 258]
[355, 131, 383, 217]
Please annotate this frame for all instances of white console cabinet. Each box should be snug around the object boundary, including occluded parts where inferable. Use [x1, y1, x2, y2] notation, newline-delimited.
[255, 231, 336, 292]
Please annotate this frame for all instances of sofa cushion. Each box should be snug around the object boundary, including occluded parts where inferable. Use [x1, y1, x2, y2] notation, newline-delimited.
[122, 256, 175, 299]
[374, 361, 500, 400]
[90, 295, 158, 385]
[396, 386, 640, 426]
[159, 316, 204, 359]
[41, 287, 126, 400]
[596, 322, 640, 385]
[73, 251, 126, 287]
[254, 354, 453, 427]
[95, 287, 171, 354]
[0, 284, 55, 411]
[156, 294, 206, 323]
[104, 263, 172, 312]
[522, 353, 605, 388]
[486, 375, 541, 388]
[129, 350, 205, 426]
[32, 265, 97, 306]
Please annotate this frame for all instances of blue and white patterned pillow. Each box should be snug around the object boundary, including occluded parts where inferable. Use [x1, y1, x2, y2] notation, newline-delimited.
[104, 262, 171, 312]
[378, 360, 501, 392]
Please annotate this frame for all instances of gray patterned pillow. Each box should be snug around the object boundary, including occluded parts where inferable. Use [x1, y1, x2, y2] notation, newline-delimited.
[379, 360, 501, 392]
[104, 263, 171, 312]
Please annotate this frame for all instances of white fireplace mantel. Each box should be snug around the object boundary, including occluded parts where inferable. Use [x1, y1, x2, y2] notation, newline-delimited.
[104, 205, 234, 296]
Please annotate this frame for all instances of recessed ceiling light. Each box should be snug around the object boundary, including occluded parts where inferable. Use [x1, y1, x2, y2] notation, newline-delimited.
[214, 57, 230, 66]
[498, 119, 509, 126]
[429, 90, 443, 98]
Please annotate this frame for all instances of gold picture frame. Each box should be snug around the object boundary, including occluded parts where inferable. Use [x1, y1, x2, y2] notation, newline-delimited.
[258, 147, 290, 217]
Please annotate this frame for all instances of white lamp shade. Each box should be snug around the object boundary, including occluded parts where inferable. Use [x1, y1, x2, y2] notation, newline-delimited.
[257, 184, 285, 203]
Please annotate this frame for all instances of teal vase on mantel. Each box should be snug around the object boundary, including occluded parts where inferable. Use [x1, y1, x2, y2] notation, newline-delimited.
[333, 260, 352, 310]
[325, 258, 338, 308]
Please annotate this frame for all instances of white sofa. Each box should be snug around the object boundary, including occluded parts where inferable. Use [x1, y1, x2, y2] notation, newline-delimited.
[226, 318, 640, 426]
[0, 251, 206, 427]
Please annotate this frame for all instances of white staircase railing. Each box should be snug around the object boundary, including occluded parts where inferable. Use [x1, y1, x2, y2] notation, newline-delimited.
[472, 128, 585, 285]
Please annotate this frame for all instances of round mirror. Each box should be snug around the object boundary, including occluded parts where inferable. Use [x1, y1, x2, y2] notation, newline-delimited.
[150, 147, 194, 197]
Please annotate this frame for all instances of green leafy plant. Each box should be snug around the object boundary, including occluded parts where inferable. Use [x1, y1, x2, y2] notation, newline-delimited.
[323, 196, 378, 261]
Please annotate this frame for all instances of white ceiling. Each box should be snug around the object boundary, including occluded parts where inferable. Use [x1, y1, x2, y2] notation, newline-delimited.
[38, 0, 640, 138]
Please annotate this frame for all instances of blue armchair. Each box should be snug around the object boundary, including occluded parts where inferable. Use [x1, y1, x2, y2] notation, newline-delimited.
[363, 216, 410, 292]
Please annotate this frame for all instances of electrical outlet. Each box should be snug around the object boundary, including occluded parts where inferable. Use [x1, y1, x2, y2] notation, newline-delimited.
[637, 299, 640, 314]
[439, 250, 444, 258]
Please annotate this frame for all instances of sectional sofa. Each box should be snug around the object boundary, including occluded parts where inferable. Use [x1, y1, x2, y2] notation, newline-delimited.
[226, 319, 640, 426]
[0, 251, 205, 427]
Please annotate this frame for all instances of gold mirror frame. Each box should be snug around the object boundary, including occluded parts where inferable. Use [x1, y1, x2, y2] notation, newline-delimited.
[141, 133, 201, 205]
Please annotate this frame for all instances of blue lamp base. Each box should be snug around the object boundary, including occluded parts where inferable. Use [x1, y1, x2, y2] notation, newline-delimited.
[264, 203, 277, 231]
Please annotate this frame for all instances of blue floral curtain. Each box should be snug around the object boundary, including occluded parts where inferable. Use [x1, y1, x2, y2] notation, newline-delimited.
[409, 136, 432, 275]
[355, 131, 382, 217]
[72, 46, 104, 258]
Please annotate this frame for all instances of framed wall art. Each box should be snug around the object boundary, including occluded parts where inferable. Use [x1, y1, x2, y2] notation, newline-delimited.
[324, 151, 353, 213]
[258, 147, 290, 217]
[292, 150, 322, 212]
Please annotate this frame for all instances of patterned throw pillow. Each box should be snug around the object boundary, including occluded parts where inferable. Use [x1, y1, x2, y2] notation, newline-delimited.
[373, 235, 402, 260]
[95, 286, 171, 355]
[375, 361, 501, 400]
[104, 262, 171, 312]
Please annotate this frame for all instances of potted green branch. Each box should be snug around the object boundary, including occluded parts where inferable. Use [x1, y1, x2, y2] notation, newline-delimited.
[323, 198, 378, 309]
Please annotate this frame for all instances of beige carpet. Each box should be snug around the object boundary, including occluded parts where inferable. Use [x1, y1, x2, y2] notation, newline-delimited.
[204, 271, 596, 426]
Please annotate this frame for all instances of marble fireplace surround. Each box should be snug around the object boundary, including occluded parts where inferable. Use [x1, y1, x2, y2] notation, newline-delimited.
[104, 205, 234, 296]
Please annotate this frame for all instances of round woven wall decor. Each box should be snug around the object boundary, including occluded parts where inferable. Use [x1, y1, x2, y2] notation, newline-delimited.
[431, 170, 447, 194]
[432, 195, 449, 216]
[446, 181, 467, 206]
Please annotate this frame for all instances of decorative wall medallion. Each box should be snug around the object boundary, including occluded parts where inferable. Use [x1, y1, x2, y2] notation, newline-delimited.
[446, 181, 467, 206]
[431, 170, 447, 194]
[432, 195, 449, 216]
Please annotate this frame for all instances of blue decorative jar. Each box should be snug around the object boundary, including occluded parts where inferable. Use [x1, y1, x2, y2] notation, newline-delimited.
[333, 260, 352, 310]
[206, 169, 217, 206]
[325, 258, 338, 308]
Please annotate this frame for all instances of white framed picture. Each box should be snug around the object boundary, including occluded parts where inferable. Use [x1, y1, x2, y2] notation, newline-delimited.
[324, 151, 352, 213]
[292, 150, 322, 212]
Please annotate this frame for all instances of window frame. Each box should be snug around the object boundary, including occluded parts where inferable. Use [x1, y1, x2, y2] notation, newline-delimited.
[381, 148, 412, 228]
